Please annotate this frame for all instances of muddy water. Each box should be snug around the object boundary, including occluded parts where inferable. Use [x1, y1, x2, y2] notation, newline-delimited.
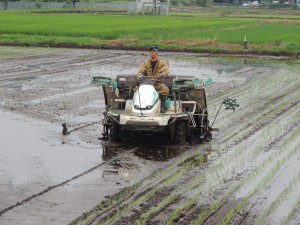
[0, 47, 299, 225]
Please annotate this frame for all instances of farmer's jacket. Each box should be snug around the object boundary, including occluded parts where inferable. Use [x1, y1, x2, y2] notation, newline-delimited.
[137, 58, 170, 84]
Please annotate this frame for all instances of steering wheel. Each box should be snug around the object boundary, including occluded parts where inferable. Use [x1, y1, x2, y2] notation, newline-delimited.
[137, 76, 158, 84]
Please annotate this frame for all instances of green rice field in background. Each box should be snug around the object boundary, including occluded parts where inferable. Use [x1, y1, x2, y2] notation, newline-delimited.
[0, 10, 300, 56]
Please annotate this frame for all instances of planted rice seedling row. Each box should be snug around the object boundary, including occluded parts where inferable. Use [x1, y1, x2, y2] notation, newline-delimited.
[211, 72, 300, 144]
[162, 81, 300, 223]
[210, 103, 298, 186]
[223, 141, 300, 225]
[134, 194, 179, 225]
[207, 67, 279, 106]
[208, 66, 298, 109]
[213, 91, 300, 168]
[159, 107, 300, 224]
[255, 169, 300, 225]
[74, 144, 213, 224]
[282, 195, 300, 225]
[91, 149, 212, 225]
[210, 129, 300, 225]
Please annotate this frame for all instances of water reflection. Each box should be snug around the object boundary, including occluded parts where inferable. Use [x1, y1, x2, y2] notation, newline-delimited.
[101, 141, 190, 162]
[133, 144, 189, 161]
[101, 140, 213, 162]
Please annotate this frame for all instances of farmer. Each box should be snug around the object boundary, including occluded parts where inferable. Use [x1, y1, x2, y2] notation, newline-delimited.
[137, 45, 170, 113]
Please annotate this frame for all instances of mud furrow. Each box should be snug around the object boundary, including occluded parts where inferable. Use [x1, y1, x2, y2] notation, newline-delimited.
[0, 51, 127, 72]
[285, 197, 300, 225]
[0, 55, 133, 82]
[227, 149, 300, 225]
[0, 162, 106, 217]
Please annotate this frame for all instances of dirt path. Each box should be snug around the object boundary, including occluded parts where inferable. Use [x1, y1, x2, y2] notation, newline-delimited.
[0, 47, 299, 225]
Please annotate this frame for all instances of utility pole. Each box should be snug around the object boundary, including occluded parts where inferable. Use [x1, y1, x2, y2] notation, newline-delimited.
[166, 0, 169, 15]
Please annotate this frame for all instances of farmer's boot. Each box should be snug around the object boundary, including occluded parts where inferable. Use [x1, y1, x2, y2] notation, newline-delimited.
[160, 95, 167, 113]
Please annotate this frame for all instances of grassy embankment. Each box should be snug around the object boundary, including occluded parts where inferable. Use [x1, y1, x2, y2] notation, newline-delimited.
[1, 10, 300, 56]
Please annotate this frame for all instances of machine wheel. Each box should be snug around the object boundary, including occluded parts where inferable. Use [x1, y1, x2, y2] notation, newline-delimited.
[109, 119, 122, 142]
[173, 120, 187, 144]
[193, 108, 212, 142]
[186, 125, 193, 144]
[199, 109, 212, 142]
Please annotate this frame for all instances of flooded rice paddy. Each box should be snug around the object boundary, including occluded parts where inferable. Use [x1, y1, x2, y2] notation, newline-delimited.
[0, 47, 299, 225]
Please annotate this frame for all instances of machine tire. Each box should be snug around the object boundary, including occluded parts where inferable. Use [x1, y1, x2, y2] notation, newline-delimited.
[173, 120, 187, 144]
[109, 119, 122, 142]
[186, 124, 193, 144]
[199, 109, 212, 142]
[193, 108, 212, 142]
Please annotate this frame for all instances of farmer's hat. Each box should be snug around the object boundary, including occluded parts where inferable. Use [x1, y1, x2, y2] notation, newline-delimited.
[148, 45, 159, 51]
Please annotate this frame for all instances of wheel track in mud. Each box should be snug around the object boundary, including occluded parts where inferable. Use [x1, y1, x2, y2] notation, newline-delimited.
[0, 161, 107, 217]
[0, 143, 155, 218]
[0, 51, 142, 218]
[69, 66, 300, 225]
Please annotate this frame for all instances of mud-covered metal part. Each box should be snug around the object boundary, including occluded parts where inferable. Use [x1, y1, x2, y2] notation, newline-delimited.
[101, 113, 110, 139]
[109, 117, 122, 142]
[199, 109, 210, 140]
[92, 74, 217, 144]
[172, 120, 188, 144]
[62, 123, 68, 135]
[223, 97, 239, 111]
[211, 97, 240, 127]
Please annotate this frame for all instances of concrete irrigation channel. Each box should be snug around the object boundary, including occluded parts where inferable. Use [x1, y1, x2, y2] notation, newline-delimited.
[0, 47, 299, 225]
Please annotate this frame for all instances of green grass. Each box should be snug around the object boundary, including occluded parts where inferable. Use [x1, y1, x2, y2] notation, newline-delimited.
[1, 10, 300, 56]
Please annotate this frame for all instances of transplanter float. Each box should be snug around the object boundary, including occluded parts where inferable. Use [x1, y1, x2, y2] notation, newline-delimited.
[92, 75, 227, 144]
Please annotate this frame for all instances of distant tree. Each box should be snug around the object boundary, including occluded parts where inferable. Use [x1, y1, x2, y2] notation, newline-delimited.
[196, 0, 212, 5]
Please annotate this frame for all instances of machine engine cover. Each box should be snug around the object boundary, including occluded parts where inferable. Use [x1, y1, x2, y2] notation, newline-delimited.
[133, 84, 159, 110]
